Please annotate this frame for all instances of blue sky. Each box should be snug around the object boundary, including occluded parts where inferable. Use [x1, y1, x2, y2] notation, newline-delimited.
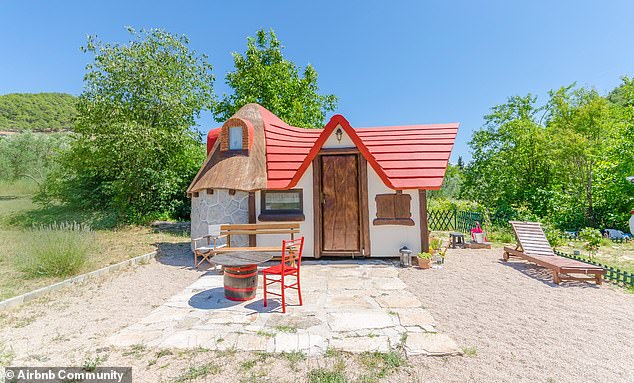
[2, 1, 633, 162]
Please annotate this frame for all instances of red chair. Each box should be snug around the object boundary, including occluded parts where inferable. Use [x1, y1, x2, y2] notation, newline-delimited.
[262, 237, 304, 313]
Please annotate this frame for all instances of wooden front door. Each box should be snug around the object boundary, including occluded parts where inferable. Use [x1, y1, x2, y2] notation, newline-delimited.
[320, 154, 361, 254]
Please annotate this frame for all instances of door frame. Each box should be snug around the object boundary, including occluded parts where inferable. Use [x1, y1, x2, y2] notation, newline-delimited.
[312, 148, 371, 258]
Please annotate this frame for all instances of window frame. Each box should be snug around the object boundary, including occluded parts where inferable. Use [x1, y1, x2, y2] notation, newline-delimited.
[228, 126, 243, 151]
[259, 189, 305, 221]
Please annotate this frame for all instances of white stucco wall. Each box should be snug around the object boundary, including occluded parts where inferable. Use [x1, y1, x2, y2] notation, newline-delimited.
[366, 167, 421, 257]
[323, 124, 355, 148]
[254, 166, 315, 257]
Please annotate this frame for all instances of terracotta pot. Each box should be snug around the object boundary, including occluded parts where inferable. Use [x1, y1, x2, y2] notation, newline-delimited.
[417, 258, 431, 269]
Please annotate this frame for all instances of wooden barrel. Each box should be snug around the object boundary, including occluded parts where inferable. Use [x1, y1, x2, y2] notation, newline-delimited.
[224, 265, 258, 301]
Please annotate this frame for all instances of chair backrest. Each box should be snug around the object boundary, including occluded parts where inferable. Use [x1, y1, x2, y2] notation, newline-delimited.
[509, 221, 556, 256]
[208, 224, 223, 236]
[281, 237, 305, 271]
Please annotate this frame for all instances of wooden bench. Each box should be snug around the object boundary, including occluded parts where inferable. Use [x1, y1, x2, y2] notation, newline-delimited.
[193, 223, 300, 269]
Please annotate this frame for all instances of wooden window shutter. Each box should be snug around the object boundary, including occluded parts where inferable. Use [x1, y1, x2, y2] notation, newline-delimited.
[373, 193, 414, 226]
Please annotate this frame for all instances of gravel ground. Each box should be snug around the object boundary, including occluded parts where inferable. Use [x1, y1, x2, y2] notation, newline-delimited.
[1, 246, 633, 383]
[400, 248, 634, 383]
[0, 245, 201, 367]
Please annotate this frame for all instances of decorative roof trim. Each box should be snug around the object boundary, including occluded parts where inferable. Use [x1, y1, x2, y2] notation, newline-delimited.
[284, 114, 398, 190]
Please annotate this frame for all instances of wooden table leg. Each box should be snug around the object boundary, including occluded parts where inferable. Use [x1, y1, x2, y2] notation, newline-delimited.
[553, 271, 561, 284]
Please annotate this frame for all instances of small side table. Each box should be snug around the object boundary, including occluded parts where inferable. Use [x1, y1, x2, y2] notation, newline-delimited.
[449, 232, 465, 249]
[211, 252, 274, 301]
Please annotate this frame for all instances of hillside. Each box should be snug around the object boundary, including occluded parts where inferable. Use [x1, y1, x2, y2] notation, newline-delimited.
[0, 93, 77, 132]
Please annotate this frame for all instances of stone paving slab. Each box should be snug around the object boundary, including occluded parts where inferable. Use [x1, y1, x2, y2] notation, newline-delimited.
[404, 332, 462, 356]
[108, 261, 460, 356]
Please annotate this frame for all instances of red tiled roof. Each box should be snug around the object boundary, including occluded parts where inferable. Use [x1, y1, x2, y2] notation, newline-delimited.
[259, 105, 458, 190]
[206, 127, 222, 154]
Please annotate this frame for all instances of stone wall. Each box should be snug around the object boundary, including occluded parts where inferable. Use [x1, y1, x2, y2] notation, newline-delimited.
[191, 189, 249, 247]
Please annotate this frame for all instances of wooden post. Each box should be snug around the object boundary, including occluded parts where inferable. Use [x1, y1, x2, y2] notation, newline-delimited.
[248, 192, 256, 247]
[419, 190, 429, 253]
[312, 158, 322, 259]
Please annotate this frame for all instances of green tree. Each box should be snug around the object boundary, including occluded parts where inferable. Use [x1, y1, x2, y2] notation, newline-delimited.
[0, 132, 68, 185]
[546, 85, 613, 228]
[428, 164, 464, 200]
[463, 94, 551, 222]
[596, 77, 634, 228]
[456, 156, 465, 170]
[215, 29, 337, 128]
[462, 80, 634, 231]
[0, 93, 76, 131]
[45, 28, 213, 222]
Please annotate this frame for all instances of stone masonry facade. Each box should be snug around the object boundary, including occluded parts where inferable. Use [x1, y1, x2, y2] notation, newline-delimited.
[191, 189, 249, 247]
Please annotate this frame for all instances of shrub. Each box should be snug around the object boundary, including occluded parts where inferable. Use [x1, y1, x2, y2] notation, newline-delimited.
[15, 222, 95, 277]
[579, 227, 601, 259]
[427, 197, 482, 212]
[488, 227, 515, 244]
[0, 131, 68, 185]
[543, 223, 564, 248]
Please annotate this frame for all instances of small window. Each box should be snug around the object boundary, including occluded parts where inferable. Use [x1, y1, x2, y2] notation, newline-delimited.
[373, 193, 414, 226]
[259, 189, 305, 221]
[228, 126, 243, 150]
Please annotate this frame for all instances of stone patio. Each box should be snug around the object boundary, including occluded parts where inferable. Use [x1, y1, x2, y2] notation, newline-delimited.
[108, 260, 461, 356]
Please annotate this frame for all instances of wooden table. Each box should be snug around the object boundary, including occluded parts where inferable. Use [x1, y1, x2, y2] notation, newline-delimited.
[211, 252, 274, 301]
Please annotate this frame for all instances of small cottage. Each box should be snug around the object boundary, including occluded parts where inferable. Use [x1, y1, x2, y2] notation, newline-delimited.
[188, 103, 458, 257]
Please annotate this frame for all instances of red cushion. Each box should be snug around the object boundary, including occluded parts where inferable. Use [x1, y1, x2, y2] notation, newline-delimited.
[262, 264, 298, 275]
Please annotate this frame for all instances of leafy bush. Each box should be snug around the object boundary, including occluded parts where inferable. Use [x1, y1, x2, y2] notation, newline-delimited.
[487, 227, 515, 244]
[15, 222, 96, 277]
[543, 223, 564, 248]
[0, 132, 68, 185]
[427, 197, 482, 212]
[511, 205, 542, 224]
[579, 227, 601, 258]
[600, 237, 613, 247]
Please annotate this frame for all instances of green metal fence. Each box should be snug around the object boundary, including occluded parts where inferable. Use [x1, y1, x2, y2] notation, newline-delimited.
[428, 209, 484, 233]
[555, 250, 634, 288]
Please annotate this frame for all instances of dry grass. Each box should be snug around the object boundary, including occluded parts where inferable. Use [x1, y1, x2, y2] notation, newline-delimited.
[557, 240, 634, 274]
[0, 181, 190, 300]
[0, 226, 188, 300]
[431, 228, 634, 273]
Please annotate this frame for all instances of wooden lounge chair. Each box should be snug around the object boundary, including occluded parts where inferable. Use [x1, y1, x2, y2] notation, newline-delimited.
[503, 221, 605, 285]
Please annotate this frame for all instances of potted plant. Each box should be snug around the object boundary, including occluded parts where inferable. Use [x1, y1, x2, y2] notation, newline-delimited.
[417, 252, 433, 269]
[429, 237, 443, 255]
[437, 246, 448, 264]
